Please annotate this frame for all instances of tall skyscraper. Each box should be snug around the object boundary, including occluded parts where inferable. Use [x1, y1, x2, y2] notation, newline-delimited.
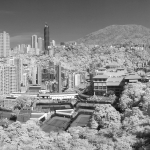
[38, 37, 43, 52]
[44, 23, 50, 53]
[0, 31, 10, 58]
[31, 35, 38, 49]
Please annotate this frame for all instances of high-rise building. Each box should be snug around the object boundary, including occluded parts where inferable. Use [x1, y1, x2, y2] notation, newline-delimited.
[55, 63, 62, 93]
[32, 66, 37, 85]
[0, 31, 10, 57]
[31, 35, 38, 49]
[37, 66, 42, 85]
[74, 74, 81, 87]
[38, 37, 43, 52]
[68, 73, 75, 89]
[8, 57, 23, 92]
[26, 45, 31, 53]
[51, 40, 56, 47]
[23, 73, 27, 87]
[20, 44, 26, 54]
[14, 58, 23, 91]
[44, 23, 50, 53]
[0, 65, 18, 95]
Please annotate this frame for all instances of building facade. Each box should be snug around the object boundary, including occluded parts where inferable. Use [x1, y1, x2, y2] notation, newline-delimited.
[93, 74, 108, 96]
[44, 23, 50, 53]
[0, 31, 10, 57]
[38, 37, 43, 53]
[0, 65, 18, 95]
[31, 35, 38, 49]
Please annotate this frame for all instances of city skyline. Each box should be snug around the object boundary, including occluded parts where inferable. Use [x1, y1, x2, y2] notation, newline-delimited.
[0, 0, 149, 47]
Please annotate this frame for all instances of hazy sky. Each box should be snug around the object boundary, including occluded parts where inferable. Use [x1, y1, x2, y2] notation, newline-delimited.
[0, 0, 150, 48]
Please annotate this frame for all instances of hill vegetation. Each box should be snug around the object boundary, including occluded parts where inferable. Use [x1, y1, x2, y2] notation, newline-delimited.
[49, 43, 150, 73]
[18, 25, 150, 75]
[76, 25, 150, 47]
[1, 83, 150, 150]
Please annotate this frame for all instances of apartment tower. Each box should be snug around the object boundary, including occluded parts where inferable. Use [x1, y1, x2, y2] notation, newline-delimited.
[31, 35, 38, 49]
[55, 63, 61, 93]
[0, 65, 18, 95]
[0, 31, 10, 57]
[38, 37, 43, 53]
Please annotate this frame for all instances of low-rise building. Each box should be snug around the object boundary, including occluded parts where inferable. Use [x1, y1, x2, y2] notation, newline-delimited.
[93, 74, 108, 96]
[107, 77, 124, 96]
[124, 73, 141, 83]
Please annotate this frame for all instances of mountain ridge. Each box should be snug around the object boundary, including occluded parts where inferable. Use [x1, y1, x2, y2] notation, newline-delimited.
[76, 24, 150, 45]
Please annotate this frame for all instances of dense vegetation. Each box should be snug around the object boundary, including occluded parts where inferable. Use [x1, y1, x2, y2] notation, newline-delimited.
[0, 83, 150, 149]
[23, 42, 149, 77]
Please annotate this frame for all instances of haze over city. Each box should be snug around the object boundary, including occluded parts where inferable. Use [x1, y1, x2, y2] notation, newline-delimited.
[0, 0, 149, 47]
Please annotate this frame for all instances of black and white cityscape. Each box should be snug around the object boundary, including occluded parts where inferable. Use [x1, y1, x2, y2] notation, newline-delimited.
[0, 0, 150, 149]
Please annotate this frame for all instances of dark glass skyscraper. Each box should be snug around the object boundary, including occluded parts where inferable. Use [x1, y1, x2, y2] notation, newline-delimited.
[44, 23, 50, 54]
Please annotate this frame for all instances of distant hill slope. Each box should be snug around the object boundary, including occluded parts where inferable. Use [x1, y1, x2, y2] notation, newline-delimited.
[76, 25, 150, 45]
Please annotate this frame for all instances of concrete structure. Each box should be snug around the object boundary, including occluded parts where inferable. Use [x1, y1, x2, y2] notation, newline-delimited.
[125, 73, 141, 83]
[68, 73, 74, 89]
[35, 48, 40, 55]
[31, 35, 38, 49]
[20, 44, 26, 54]
[51, 40, 55, 46]
[93, 68, 128, 96]
[38, 92, 78, 100]
[38, 37, 43, 53]
[14, 58, 23, 92]
[44, 23, 50, 53]
[0, 65, 18, 95]
[74, 74, 81, 87]
[0, 31, 10, 57]
[26, 45, 31, 53]
[32, 66, 37, 84]
[55, 63, 62, 93]
[107, 77, 124, 96]
[27, 84, 41, 95]
[93, 68, 142, 96]
[28, 48, 36, 55]
[56, 109, 74, 116]
[93, 74, 108, 96]
[37, 66, 42, 85]
[23, 73, 28, 87]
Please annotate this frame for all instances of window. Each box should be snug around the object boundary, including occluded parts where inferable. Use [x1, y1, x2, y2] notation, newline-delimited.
[94, 86, 98, 89]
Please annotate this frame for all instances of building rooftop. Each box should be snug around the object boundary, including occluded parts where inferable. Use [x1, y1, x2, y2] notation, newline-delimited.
[97, 68, 106, 71]
[107, 82, 122, 86]
[106, 77, 124, 86]
[93, 74, 108, 79]
[38, 92, 77, 97]
[105, 71, 126, 77]
[107, 77, 124, 82]
[125, 74, 141, 80]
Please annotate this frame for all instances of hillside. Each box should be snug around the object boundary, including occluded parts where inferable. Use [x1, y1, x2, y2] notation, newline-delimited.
[24, 25, 150, 73]
[51, 43, 150, 72]
[76, 25, 150, 46]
